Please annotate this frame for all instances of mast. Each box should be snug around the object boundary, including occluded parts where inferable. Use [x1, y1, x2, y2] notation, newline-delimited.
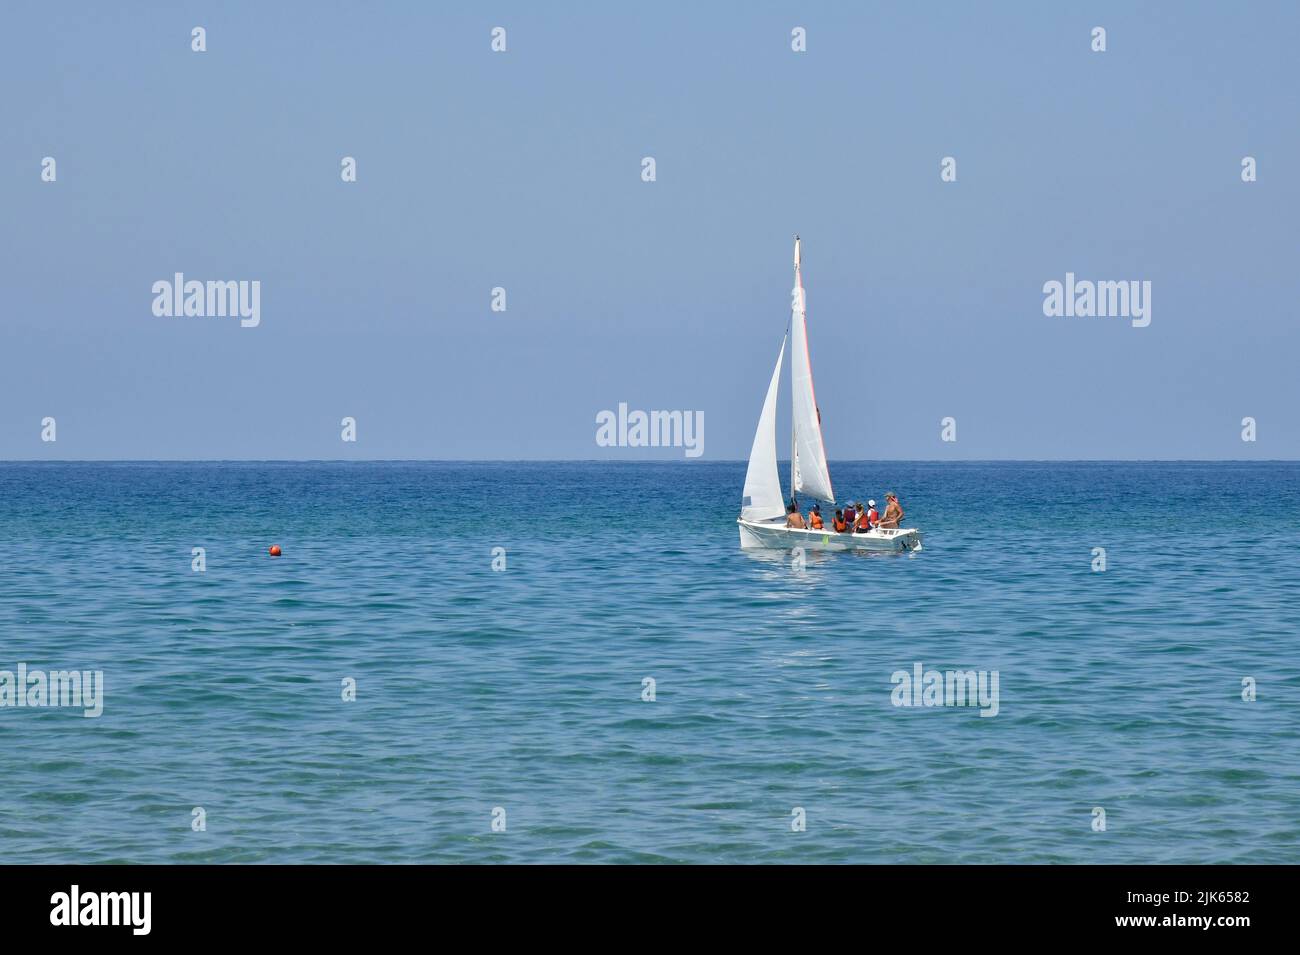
[789, 235, 800, 504]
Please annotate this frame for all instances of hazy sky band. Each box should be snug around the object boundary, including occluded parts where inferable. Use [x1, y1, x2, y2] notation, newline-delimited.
[2, 3, 1295, 459]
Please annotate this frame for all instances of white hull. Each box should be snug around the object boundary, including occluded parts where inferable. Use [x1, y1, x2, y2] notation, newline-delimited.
[738, 518, 922, 553]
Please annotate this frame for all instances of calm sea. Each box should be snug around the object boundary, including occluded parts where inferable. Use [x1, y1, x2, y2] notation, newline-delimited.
[1, 461, 1297, 863]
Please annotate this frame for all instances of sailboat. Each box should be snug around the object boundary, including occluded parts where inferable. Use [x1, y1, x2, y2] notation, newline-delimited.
[737, 236, 922, 553]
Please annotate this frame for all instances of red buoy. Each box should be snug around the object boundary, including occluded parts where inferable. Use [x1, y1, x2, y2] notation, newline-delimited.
[268, 545, 282, 557]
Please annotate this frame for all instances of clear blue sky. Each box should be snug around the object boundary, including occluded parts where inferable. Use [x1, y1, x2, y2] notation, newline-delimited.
[2, 2, 1296, 459]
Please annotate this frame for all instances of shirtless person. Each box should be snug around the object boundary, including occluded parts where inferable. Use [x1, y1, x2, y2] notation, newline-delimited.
[785, 502, 806, 529]
[877, 492, 904, 529]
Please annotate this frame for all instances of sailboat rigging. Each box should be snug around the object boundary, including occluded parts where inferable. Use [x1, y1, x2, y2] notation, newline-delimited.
[737, 236, 922, 553]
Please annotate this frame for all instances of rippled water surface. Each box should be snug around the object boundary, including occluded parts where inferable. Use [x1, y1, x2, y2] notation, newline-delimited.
[1, 461, 1297, 863]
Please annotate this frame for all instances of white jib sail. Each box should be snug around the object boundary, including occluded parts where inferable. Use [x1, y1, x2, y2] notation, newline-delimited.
[790, 237, 834, 502]
[741, 336, 787, 522]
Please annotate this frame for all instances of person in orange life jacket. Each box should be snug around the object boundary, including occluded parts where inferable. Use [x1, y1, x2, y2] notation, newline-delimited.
[852, 501, 869, 532]
[808, 504, 824, 530]
[832, 509, 848, 533]
[865, 499, 880, 529]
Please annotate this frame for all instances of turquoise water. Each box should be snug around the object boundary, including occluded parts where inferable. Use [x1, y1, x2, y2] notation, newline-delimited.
[1, 461, 1297, 863]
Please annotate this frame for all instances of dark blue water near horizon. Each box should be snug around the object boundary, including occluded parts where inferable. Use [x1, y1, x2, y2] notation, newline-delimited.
[1, 461, 1297, 863]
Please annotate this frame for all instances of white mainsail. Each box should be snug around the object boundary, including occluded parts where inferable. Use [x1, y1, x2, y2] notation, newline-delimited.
[789, 236, 834, 503]
[741, 336, 787, 522]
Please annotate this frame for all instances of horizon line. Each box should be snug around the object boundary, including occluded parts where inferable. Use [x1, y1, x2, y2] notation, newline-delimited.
[1, 458, 1295, 465]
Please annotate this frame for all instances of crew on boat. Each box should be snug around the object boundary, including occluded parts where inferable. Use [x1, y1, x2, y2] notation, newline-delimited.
[877, 493, 904, 529]
[776, 495, 903, 533]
